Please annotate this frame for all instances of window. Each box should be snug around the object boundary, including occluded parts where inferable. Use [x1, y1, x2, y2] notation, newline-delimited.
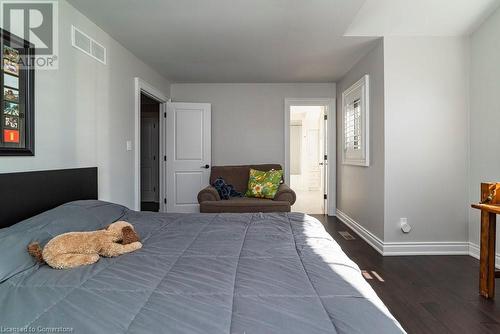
[342, 75, 369, 166]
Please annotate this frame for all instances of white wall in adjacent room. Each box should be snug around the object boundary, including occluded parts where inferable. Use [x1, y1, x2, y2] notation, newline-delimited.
[469, 6, 500, 252]
[383, 36, 469, 243]
[170, 83, 335, 166]
[0, 0, 171, 209]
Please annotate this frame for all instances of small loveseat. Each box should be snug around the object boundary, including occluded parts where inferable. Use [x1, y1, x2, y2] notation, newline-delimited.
[197, 164, 296, 213]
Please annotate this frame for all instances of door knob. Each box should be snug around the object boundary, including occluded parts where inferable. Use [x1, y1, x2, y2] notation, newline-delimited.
[202, 164, 210, 169]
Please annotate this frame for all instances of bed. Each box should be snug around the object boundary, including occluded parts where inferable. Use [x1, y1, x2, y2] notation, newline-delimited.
[0, 168, 405, 334]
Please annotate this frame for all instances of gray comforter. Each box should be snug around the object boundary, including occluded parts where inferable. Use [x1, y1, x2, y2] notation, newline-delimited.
[0, 201, 405, 333]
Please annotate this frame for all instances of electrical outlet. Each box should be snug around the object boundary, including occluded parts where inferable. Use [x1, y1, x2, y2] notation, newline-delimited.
[400, 218, 411, 233]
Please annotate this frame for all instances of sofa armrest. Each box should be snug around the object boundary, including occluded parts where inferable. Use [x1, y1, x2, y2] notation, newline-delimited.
[198, 186, 221, 203]
[273, 183, 296, 205]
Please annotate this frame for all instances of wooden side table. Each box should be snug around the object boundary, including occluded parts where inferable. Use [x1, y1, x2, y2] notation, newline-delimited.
[471, 182, 500, 299]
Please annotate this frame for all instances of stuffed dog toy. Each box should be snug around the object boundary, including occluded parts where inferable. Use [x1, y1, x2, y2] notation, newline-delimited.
[28, 221, 142, 269]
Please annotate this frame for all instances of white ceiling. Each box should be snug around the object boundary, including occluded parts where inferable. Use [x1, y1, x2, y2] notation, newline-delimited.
[346, 0, 500, 36]
[67, 0, 377, 83]
[67, 0, 499, 83]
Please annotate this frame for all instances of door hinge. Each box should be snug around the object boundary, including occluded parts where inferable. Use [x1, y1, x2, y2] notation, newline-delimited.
[324, 154, 327, 160]
[324, 194, 327, 200]
[164, 155, 167, 161]
[324, 114, 327, 120]
[164, 112, 167, 118]
[164, 198, 167, 204]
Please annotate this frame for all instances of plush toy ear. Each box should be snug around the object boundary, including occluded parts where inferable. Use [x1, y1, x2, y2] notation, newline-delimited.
[121, 226, 140, 244]
[27, 242, 45, 263]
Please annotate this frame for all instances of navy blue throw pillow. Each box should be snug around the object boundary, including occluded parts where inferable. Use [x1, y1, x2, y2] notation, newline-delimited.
[212, 177, 243, 200]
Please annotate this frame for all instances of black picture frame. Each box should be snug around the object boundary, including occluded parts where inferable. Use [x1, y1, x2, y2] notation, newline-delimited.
[0, 28, 35, 156]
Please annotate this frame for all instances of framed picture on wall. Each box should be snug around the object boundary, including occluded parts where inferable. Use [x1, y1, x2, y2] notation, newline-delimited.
[0, 28, 35, 156]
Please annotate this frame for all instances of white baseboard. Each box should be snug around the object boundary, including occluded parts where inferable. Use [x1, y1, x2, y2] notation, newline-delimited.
[468, 242, 500, 269]
[383, 241, 469, 256]
[336, 209, 500, 267]
[336, 209, 469, 256]
[335, 209, 384, 255]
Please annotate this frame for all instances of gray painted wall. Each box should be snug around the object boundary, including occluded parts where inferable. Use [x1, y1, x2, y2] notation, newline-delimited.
[469, 7, 500, 250]
[383, 37, 469, 243]
[170, 83, 335, 166]
[0, 0, 171, 209]
[337, 36, 469, 246]
[336, 39, 385, 240]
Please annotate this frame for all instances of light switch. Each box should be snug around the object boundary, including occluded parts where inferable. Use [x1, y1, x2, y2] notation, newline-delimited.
[126, 140, 133, 151]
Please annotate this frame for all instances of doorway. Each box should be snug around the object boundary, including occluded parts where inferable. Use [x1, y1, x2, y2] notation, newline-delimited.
[284, 98, 335, 216]
[290, 106, 325, 214]
[140, 93, 160, 211]
[134, 77, 168, 212]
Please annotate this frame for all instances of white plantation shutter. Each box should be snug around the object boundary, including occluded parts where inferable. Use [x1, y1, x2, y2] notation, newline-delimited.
[344, 99, 361, 151]
[342, 75, 369, 166]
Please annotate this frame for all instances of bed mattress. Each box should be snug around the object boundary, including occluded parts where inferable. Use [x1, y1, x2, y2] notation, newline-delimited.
[0, 201, 405, 333]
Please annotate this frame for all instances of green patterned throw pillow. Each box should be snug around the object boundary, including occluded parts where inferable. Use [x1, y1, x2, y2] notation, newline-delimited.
[245, 168, 283, 199]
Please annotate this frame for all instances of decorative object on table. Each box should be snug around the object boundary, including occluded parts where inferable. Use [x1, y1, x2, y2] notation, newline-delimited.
[27, 221, 142, 269]
[212, 176, 242, 200]
[480, 184, 498, 204]
[245, 168, 283, 199]
[0, 28, 35, 156]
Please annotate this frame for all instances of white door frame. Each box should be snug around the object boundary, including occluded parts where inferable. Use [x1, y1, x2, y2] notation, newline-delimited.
[134, 77, 169, 212]
[284, 98, 336, 216]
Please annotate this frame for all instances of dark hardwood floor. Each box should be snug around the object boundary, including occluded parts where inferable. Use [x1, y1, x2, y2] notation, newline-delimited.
[313, 215, 500, 334]
[141, 201, 159, 212]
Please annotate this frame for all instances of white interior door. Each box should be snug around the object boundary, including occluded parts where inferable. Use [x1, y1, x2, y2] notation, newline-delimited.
[140, 117, 159, 202]
[166, 102, 211, 213]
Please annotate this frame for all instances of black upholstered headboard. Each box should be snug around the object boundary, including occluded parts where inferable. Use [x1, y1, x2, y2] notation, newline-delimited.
[0, 167, 98, 228]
